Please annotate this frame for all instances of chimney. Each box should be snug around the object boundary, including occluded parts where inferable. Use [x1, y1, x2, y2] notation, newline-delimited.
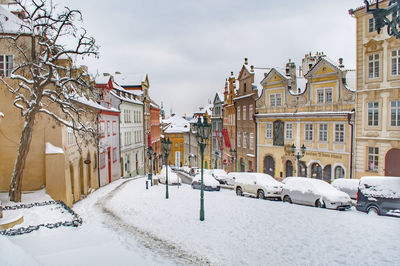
[338, 58, 344, 68]
[250, 65, 254, 72]
[244, 58, 248, 65]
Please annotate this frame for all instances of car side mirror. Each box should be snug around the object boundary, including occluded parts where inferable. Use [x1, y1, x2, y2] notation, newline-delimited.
[254, 181, 257, 185]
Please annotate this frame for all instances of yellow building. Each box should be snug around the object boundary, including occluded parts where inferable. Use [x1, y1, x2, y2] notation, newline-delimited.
[351, 2, 400, 177]
[162, 115, 190, 167]
[255, 54, 356, 181]
[194, 105, 213, 169]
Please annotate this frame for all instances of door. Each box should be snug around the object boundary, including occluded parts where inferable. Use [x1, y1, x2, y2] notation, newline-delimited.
[323, 165, 331, 182]
[285, 160, 293, 177]
[385, 148, 400, 176]
[263, 156, 275, 177]
[107, 147, 112, 184]
[311, 163, 322, 179]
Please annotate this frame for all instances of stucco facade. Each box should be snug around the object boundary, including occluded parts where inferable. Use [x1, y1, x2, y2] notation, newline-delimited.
[222, 74, 237, 172]
[256, 54, 355, 181]
[351, 2, 400, 178]
[211, 92, 224, 169]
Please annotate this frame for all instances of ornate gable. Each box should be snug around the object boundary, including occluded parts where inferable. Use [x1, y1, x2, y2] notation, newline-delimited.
[363, 39, 384, 53]
[261, 68, 287, 88]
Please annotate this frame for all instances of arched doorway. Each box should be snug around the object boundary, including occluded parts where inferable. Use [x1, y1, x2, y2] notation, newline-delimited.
[69, 164, 75, 202]
[334, 166, 345, 179]
[323, 165, 331, 182]
[299, 161, 307, 177]
[285, 160, 293, 177]
[311, 163, 322, 179]
[385, 148, 400, 176]
[263, 156, 275, 177]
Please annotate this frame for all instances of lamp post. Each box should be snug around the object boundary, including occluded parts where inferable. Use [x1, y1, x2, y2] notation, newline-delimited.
[230, 148, 237, 172]
[194, 116, 211, 221]
[162, 138, 172, 199]
[290, 144, 306, 177]
[147, 146, 153, 186]
[153, 152, 157, 175]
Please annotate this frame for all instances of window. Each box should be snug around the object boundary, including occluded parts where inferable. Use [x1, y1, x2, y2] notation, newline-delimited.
[107, 121, 110, 136]
[112, 121, 117, 136]
[368, 102, 379, 126]
[270, 93, 282, 107]
[265, 123, 272, 139]
[67, 127, 74, 145]
[237, 132, 241, 147]
[249, 133, 254, 150]
[305, 124, 313, 141]
[99, 121, 105, 138]
[317, 88, 332, 103]
[319, 124, 328, 142]
[100, 152, 106, 169]
[180, 142, 183, 148]
[285, 123, 293, 140]
[124, 110, 132, 123]
[113, 147, 117, 163]
[334, 166, 345, 179]
[125, 154, 130, 172]
[249, 105, 253, 120]
[368, 17, 375, 33]
[391, 50, 400, 76]
[237, 107, 240, 120]
[0, 55, 13, 77]
[243, 132, 247, 148]
[175, 142, 178, 148]
[391, 100, 400, 126]
[368, 147, 379, 172]
[243, 106, 246, 120]
[368, 54, 379, 79]
[335, 124, 345, 143]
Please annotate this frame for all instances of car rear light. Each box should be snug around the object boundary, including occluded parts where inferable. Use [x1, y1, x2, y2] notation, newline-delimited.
[281, 188, 283, 194]
[356, 190, 359, 201]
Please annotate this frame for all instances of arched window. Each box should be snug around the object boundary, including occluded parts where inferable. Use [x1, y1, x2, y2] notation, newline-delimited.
[311, 163, 322, 179]
[334, 166, 345, 179]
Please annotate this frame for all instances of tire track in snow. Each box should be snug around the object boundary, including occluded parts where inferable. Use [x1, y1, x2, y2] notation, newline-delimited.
[95, 178, 212, 266]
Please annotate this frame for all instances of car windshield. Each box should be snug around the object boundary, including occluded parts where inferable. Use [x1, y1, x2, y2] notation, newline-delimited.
[360, 176, 400, 198]
[308, 179, 338, 193]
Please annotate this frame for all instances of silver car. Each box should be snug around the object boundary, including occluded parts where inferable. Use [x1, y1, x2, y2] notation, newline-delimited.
[281, 177, 352, 210]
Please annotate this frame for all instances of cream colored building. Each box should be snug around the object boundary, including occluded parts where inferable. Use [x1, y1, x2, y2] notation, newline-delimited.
[350, 2, 400, 178]
[255, 54, 356, 181]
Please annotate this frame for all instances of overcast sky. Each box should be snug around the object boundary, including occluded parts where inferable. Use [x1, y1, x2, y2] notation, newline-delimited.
[58, 0, 363, 117]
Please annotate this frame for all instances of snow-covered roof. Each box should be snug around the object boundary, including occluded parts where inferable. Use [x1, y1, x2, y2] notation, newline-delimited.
[0, 4, 28, 34]
[71, 93, 119, 112]
[45, 142, 64, 155]
[233, 93, 255, 101]
[114, 73, 147, 87]
[255, 111, 353, 119]
[345, 70, 356, 92]
[163, 115, 190, 134]
[95, 75, 111, 85]
[110, 91, 143, 105]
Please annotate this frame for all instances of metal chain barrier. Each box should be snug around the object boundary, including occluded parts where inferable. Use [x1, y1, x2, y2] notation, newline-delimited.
[0, 200, 83, 236]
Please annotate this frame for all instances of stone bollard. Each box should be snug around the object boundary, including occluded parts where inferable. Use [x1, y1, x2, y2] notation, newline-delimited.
[0, 200, 2, 219]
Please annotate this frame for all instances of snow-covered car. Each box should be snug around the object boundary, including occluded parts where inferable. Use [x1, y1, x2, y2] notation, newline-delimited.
[356, 176, 400, 217]
[180, 166, 191, 174]
[159, 166, 181, 185]
[281, 177, 352, 210]
[234, 173, 283, 200]
[331, 178, 360, 200]
[208, 169, 230, 185]
[191, 173, 220, 191]
[189, 167, 200, 177]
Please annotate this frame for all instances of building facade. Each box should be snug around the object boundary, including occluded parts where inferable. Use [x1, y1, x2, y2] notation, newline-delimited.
[150, 102, 161, 173]
[351, 2, 400, 178]
[211, 92, 224, 169]
[222, 74, 237, 172]
[234, 59, 258, 172]
[256, 54, 355, 181]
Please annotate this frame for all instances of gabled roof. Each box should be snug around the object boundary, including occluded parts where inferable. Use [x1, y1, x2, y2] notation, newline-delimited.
[162, 115, 190, 133]
[0, 4, 28, 34]
[114, 73, 149, 88]
[213, 92, 224, 104]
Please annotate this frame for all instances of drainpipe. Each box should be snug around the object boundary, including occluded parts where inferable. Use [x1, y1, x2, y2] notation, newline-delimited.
[347, 111, 354, 179]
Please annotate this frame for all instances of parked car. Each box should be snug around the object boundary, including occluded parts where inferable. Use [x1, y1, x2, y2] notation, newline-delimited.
[189, 167, 200, 177]
[159, 166, 181, 185]
[281, 177, 352, 210]
[331, 178, 360, 200]
[355, 176, 400, 217]
[234, 173, 283, 200]
[225, 172, 243, 186]
[208, 169, 230, 185]
[191, 173, 220, 191]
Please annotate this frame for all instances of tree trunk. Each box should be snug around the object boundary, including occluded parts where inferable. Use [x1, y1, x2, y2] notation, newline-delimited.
[9, 111, 37, 202]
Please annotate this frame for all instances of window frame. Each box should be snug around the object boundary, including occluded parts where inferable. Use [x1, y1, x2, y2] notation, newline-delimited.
[0, 54, 13, 77]
[285, 123, 293, 140]
[318, 123, 328, 142]
[334, 123, 345, 143]
[368, 53, 380, 79]
[391, 100, 400, 127]
[265, 123, 273, 140]
[305, 123, 313, 141]
[367, 102, 379, 126]
[367, 147, 379, 172]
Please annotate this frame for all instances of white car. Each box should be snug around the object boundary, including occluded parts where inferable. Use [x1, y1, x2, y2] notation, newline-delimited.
[331, 178, 360, 200]
[233, 173, 283, 200]
[159, 166, 181, 185]
[281, 177, 352, 210]
[191, 173, 220, 191]
[209, 169, 230, 185]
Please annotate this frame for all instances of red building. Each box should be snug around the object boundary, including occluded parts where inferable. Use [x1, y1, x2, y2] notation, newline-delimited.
[150, 102, 161, 173]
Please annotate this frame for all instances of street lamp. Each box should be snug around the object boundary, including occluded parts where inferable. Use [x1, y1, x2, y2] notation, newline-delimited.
[362, 0, 400, 38]
[147, 146, 153, 186]
[162, 138, 172, 199]
[230, 148, 237, 172]
[290, 144, 306, 177]
[194, 116, 211, 221]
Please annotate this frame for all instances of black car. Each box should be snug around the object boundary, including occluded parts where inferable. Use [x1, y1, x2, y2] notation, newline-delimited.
[356, 176, 400, 217]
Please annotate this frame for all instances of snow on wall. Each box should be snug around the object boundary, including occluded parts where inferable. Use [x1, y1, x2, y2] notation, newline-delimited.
[45, 142, 64, 154]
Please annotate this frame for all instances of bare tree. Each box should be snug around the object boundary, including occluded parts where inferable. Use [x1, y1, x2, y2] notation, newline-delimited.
[0, 0, 99, 202]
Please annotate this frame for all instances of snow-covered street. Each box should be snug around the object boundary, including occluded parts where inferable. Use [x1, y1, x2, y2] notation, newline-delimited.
[1, 176, 400, 266]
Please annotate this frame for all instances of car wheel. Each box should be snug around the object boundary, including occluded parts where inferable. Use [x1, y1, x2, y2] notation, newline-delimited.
[367, 206, 379, 216]
[283, 195, 292, 204]
[316, 199, 325, 208]
[257, 190, 265, 199]
[236, 187, 243, 196]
